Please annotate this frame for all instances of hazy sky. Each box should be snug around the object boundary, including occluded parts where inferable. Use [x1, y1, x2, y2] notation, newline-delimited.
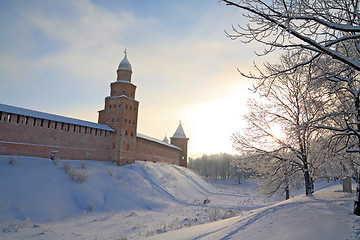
[0, 0, 270, 158]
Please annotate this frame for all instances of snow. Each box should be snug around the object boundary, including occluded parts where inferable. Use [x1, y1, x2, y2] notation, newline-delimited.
[1, 155, 359, 239]
[137, 133, 182, 150]
[105, 95, 139, 102]
[118, 55, 132, 71]
[0, 104, 114, 131]
[172, 122, 188, 139]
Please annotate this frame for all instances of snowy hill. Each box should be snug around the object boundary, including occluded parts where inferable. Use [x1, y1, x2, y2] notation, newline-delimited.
[0, 155, 270, 239]
[1, 155, 359, 239]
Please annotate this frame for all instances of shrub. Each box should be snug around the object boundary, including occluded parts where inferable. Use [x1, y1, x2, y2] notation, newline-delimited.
[8, 157, 16, 165]
[81, 162, 87, 169]
[86, 202, 95, 212]
[1, 217, 30, 232]
[62, 162, 88, 184]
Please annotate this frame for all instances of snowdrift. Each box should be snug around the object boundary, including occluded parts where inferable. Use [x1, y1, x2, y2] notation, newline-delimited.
[0, 155, 218, 223]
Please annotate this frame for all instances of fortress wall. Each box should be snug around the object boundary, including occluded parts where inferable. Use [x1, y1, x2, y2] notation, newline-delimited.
[0, 111, 113, 161]
[136, 136, 181, 165]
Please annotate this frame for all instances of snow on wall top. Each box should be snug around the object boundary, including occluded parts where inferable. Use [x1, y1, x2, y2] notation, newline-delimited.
[105, 95, 139, 102]
[0, 103, 114, 132]
[137, 133, 182, 151]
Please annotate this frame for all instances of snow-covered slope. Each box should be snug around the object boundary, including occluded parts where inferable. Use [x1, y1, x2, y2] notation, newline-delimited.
[148, 184, 360, 240]
[0, 155, 270, 239]
[1, 155, 359, 239]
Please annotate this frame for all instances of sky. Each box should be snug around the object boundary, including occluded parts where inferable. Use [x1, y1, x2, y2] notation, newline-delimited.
[0, 0, 271, 158]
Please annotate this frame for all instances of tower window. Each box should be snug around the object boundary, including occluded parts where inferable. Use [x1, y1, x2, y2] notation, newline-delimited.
[129, 120, 131, 124]
[112, 119, 114, 122]
[119, 104, 121, 108]
[133, 121, 135, 126]
[114, 105, 116, 109]
[114, 90, 117, 94]
[130, 106, 132, 110]
[122, 91, 126, 95]
[126, 105, 128, 109]
[131, 132, 134, 137]
[134, 107, 136, 111]
[125, 119, 127, 123]
[109, 105, 112, 109]
[125, 131, 128, 136]
[117, 118, 119, 122]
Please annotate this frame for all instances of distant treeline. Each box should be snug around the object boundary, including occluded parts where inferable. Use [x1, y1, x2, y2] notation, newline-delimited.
[188, 153, 253, 182]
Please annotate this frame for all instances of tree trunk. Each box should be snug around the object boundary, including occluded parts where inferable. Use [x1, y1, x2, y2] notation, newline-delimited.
[304, 167, 313, 196]
[354, 95, 360, 215]
[354, 172, 360, 216]
[285, 186, 290, 200]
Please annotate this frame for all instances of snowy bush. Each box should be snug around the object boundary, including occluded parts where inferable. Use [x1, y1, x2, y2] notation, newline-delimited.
[1, 217, 30, 233]
[86, 201, 95, 212]
[51, 158, 59, 166]
[114, 236, 128, 240]
[80, 161, 87, 169]
[7, 156, 16, 165]
[62, 162, 88, 184]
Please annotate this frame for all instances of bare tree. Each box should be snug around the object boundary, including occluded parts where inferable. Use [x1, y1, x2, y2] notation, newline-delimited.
[219, 0, 360, 72]
[232, 53, 329, 197]
[220, 0, 360, 214]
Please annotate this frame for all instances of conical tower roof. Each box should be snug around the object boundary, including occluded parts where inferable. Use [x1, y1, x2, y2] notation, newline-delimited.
[171, 122, 188, 139]
[118, 49, 132, 71]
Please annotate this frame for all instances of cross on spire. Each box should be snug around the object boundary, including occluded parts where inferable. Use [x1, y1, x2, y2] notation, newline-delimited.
[124, 49, 127, 57]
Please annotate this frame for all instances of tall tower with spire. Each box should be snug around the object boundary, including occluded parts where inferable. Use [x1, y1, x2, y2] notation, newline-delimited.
[170, 122, 189, 167]
[98, 50, 139, 165]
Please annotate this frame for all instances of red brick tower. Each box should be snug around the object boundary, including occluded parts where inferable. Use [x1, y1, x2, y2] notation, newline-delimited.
[98, 50, 139, 165]
[170, 122, 189, 167]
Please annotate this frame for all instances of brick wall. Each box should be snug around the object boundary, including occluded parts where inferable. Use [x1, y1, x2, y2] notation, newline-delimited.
[136, 136, 181, 165]
[0, 111, 113, 161]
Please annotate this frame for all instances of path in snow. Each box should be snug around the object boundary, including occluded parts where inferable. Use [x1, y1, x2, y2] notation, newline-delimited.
[148, 184, 360, 240]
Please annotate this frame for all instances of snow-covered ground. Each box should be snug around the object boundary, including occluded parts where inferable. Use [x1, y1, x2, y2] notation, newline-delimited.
[0, 155, 359, 239]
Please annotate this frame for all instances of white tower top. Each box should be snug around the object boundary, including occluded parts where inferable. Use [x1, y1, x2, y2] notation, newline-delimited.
[118, 49, 132, 71]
